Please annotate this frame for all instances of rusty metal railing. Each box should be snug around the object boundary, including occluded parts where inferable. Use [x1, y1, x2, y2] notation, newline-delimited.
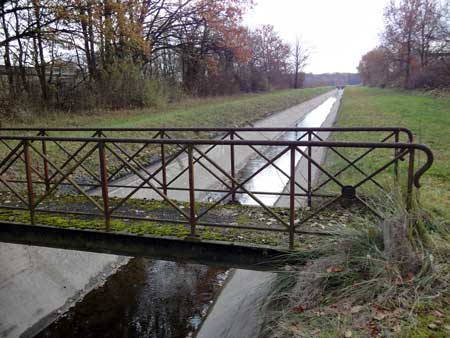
[0, 128, 433, 249]
[0, 127, 414, 199]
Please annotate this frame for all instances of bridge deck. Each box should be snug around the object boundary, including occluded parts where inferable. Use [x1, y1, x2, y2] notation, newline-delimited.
[0, 194, 360, 269]
[0, 193, 359, 258]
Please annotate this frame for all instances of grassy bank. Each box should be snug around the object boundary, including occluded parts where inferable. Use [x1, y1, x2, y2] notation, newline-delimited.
[267, 87, 450, 338]
[2, 87, 330, 130]
[0, 87, 331, 182]
[334, 87, 449, 223]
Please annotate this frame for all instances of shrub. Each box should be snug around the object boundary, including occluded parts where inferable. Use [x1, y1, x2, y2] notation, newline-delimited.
[8, 59, 183, 114]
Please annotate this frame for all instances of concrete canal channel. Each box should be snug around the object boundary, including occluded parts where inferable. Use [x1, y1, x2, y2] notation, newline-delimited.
[0, 89, 343, 338]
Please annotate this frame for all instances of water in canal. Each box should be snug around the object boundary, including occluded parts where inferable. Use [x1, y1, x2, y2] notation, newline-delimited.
[35, 95, 337, 338]
[36, 260, 227, 338]
[238, 96, 337, 206]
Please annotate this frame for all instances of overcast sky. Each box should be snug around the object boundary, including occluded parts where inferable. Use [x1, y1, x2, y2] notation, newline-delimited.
[245, 0, 390, 74]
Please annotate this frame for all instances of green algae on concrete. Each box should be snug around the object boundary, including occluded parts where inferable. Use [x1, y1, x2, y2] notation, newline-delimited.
[0, 191, 366, 249]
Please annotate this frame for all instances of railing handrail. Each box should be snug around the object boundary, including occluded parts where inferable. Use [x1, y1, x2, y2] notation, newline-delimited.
[0, 127, 414, 142]
[0, 135, 419, 147]
[0, 135, 432, 188]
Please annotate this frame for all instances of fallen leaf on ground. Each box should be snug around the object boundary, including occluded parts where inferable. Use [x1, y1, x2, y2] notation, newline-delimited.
[290, 324, 302, 334]
[368, 321, 381, 335]
[292, 305, 305, 313]
[351, 305, 364, 314]
[432, 310, 444, 318]
[405, 272, 414, 281]
[326, 266, 344, 273]
[344, 329, 352, 337]
[428, 323, 438, 330]
[393, 324, 401, 332]
[373, 312, 387, 321]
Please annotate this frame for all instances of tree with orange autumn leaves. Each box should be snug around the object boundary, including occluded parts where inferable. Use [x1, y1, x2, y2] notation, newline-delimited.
[1, 0, 301, 109]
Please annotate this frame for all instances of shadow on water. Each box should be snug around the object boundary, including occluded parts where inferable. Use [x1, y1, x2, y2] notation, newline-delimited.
[36, 259, 227, 338]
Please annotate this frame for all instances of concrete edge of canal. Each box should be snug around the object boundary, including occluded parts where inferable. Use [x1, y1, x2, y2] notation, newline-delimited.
[195, 89, 343, 338]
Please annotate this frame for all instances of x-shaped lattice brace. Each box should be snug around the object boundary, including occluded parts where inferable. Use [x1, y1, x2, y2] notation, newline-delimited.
[0, 139, 46, 183]
[104, 143, 191, 222]
[0, 140, 30, 207]
[163, 132, 235, 193]
[172, 134, 310, 197]
[140, 137, 294, 230]
[183, 144, 293, 228]
[0, 139, 49, 211]
[96, 130, 162, 183]
[311, 131, 400, 195]
[28, 141, 104, 216]
[102, 134, 166, 189]
[0, 140, 103, 224]
[37, 131, 103, 188]
[292, 146, 411, 233]
[233, 132, 309, 195]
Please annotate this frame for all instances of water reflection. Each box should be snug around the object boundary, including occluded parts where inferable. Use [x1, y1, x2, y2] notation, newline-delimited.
[238, 97, 337, 206]
[36, 259, 227, 338]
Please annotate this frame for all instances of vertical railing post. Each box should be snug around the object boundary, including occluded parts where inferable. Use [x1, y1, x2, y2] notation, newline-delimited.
[40, 130, 50, 192]
[307, 131, 312, 208]
[187, 144, 198, 239]
[394, 130, 399, 183]
[289, 146, 296, 250]
[99, 141, 110, 231]
[230, 131, 236, 203]
[160, 131, 168, 196]
[24, 140, 35, 225]
[406, 148, 415, 213]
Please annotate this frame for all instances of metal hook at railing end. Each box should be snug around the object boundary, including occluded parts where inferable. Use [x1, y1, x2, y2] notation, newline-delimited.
[413, 144, 434, 188]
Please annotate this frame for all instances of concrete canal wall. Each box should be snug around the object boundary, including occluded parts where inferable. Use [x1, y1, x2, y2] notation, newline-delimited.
[0, 89, 339, 338]
[0, 243, 127, 338]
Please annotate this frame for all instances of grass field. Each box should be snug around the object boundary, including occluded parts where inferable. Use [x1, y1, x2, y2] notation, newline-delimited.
[331, 87, 450, 337]
[267, 87, 450, 338]
[331, 87, 449, 223]
[2, 87, 330, 130]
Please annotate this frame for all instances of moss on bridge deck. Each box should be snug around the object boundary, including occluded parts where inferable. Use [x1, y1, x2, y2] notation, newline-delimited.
[0, 192, 370, 250]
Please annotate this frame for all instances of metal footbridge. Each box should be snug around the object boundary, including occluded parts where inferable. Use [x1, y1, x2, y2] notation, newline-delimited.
[0, 127, 433, 269]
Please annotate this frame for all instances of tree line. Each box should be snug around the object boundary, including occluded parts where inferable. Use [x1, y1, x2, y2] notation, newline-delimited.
[0, 0, 309, 114]
[359, 0, 450, 89]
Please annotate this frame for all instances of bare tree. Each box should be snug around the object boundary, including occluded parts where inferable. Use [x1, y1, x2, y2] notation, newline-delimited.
[383, 0, 422, 88]
[382, 0, 449, 88]
[1, 1, 15, 95]
[292, 37, 309, 88]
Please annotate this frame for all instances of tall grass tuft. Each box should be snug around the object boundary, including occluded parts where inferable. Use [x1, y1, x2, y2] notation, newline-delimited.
[262, 191, 450, 338]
